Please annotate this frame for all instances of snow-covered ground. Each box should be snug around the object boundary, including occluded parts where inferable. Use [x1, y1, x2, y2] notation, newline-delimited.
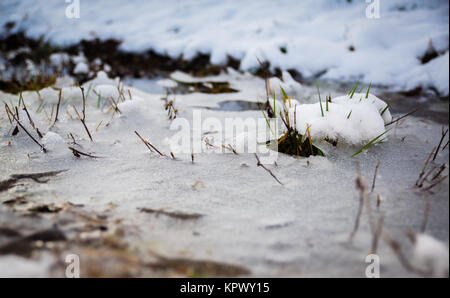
[1, 0, 449, 94]
[0, 70, 448, 277]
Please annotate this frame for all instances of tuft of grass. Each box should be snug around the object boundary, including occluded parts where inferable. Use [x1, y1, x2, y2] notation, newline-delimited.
[347, 110, 352, 119]
[348, 81, 359, 99]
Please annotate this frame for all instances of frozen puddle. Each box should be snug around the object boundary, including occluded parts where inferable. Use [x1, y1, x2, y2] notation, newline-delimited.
[0, 71, 448, 277]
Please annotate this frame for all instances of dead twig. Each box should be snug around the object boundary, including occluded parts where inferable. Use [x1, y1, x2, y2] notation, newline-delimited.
[371, 213, 384, 254]
[371, 161, 380, 192]
[21, 94, 43, 138]
[68, 146, 99, 158]
[73, 87, 94, 142]
[254, 153, 283, 185]
[5, 104, 46, 152]
[382, 231, 429, 277]
[134, 131, 165, 156]
[432, 126, 448, 161]
[385, 107, 420, 126]
[53, 89, 62, 125]
[415, 147, 436, 186]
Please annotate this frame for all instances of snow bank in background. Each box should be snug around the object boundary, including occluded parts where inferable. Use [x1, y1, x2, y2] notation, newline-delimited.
[0, 0, 448, 94]
[285, 93, 391, 145]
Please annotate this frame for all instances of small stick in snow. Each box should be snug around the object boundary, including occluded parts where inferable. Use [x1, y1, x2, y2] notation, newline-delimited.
[371, 161, 380, 193]
[5, 104, 46, 152]
[382, 231, 429, 277]
[442, 139, 449, 151]
[222, 144, 238, 155]
[431, 163, 446, 181]
[134, 131, 165, 156]
[348, 162, 374, 242]
[254, 153, 283, 185]
[53, 89, 62, 125]
[21, 95, 43, 138]
[371, 213, 384, 254]
[4, 103, 13, 124]
[385, 107, 420, 126]
[417, 165, 438, 188]
[415, 147, 436, 186]
[422, 174, 448, 192]
[191, 152, 195, 164]
[432, 126, 448, 161]
[73, 88, 93, 141]
[170, 152, 176, 160]
[68, 146, 99, 158]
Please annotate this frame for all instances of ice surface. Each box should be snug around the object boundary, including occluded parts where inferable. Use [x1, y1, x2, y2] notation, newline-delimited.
[0, 71, 448, 277]
[0, 0, 448, 94]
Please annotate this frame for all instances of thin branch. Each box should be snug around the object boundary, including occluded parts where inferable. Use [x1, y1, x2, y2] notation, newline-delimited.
[371, 213, 384, 254]
[371, 161, 380, 192]
[68, 146, 99, 158]
[6, 104, 46, 152]
[54, 89, 62, 124]
[134, 131, 165, 156]
[385, 107, 420, 126]
[416, 147, 436, 186]
[254, 153, 283, 185]
[422, 174, 448, 192]
[432, 127, 448, 161]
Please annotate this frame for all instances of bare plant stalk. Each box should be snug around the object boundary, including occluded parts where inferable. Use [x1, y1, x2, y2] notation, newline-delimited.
[371, 161, 380, 192]
[415, 147, 436, 186]
[432, 127, 448, 161]
[4, 103, 13, 124]
[348, 167, 366, 242]
[6, 105, 46, 152]
[382, 231, 429, 277]
[371, 213, 384, 254]
[431, 163, 446, 181]
[422, 174, 448, 192]
[385, 107, 420, 126]
[68, 146, 99, 158]
[21, 96, 43, 138]
[254, 153, 283, 185]
[134, 131, 164, 156]
[74, 87, 93, 142]
[54, 89, 62, 124]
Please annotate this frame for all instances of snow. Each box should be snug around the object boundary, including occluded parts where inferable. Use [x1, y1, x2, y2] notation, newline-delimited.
[0, 254, 55, 278]
[0, 0, 448, 94]
[286, 93, 391, 145]
[0, 65, 448, 277]
[73, 62, 89, 74]
[42, 132, 65, 151]
[413, 234, 449, 277]
[157, 79, 178, 89]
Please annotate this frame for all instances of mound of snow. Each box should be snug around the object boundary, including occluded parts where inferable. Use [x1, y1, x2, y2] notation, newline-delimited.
[283, 93, 391, 145]
[413, 234, 449, 277]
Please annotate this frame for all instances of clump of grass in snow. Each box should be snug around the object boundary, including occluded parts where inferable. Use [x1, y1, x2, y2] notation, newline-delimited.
[262, 86, 324, 158]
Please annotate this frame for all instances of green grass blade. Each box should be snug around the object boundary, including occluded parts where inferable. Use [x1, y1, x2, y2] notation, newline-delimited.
[380, 102, 390, 116]
[351, 129, 390, 157]
[316, 81, 324, 117]
[365, 82, 372, 98]
[347, 110, 352, 119]
[349, 81, 359, 99]
[280, 86, 288, 101]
